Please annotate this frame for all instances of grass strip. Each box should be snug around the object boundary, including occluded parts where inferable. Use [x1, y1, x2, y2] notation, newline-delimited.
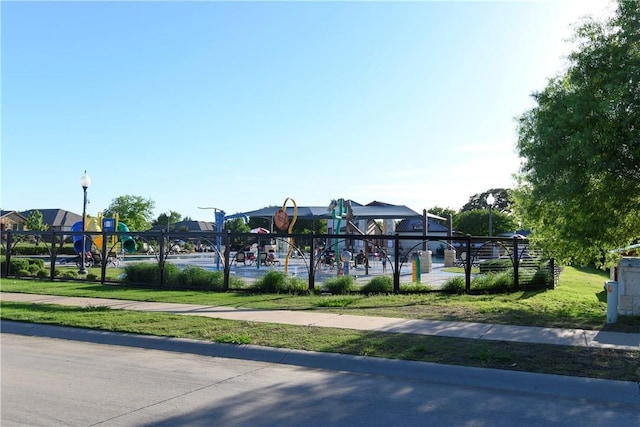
[1, 266, 638, 332]
[2, 301, 638, 382]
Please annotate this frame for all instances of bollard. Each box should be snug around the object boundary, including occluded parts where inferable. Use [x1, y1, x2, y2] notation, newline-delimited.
[605, 281, 618, 324]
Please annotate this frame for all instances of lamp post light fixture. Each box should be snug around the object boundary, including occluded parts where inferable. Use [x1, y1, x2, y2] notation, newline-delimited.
[78, 171, 91, 274]
[166, 211, 171, 233]
[486, 193, 495, 237]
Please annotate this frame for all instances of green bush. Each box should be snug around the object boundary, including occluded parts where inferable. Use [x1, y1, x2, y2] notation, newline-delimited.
[286, 276, 309, 294]
[253, 272, 308, 294]
[322, 276, 355, 295]
[60, 271, 77, 279]
[442, 276, 465, 294]
[123, 263, 148, 283]
[519, 267, 550, 288]
[1, 257, 30, 276]
[36, 270, 49, 279]
[478, 258, 512, 274]
[253, 270, 288, 293]
[86, 273, 99, 282]
[470, 273, 491, 290]
[172, 266, 225, 291]
[123, 263, 239, 290]
[361, 276, 393, 294]
[28, 264, 41, 274]
[400, 283, 433, 293]
[28, 258, 45, 269]
[9, 246, 51, 256]
[124, 262, 165, 285]
[15, 269, 31, 278]
[490, 270, 514, 291]
[471, 271, 514, 292]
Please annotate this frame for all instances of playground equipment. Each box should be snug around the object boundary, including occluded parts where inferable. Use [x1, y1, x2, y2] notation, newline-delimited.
[328, 198, 352, 275]
[100, 215, 136, 254]
[71, 214, 135, 254]
[117, 221, 136, 253]
[198, 207, 249, 270]
[72, 217, 103, 253]
[276, 197, 298, 274]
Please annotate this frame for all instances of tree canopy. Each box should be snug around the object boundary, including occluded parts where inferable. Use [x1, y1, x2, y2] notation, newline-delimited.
[460, 188, 512, 213]
[103, 195, 156, 231]
[453, 209, 517, 237]
[155, 211, 182, 231]
[25, 210, 48, 232]
[514, 0, 640, 266]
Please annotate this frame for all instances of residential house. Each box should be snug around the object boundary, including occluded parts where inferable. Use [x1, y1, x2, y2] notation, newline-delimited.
[19, 209, 82, 232]
[0, 210, 27, 232]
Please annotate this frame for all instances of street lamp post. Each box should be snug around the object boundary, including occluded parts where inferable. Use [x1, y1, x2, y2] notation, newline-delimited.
[486, 193, 495, 237]
[78, 171, 91, 274]
[166, 211, 171, 233]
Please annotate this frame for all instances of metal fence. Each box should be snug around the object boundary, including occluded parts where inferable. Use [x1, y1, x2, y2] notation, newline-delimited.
[1, 229, 557, 293]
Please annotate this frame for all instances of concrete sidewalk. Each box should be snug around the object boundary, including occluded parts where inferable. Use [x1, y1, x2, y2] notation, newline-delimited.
[1, 292, 638, 350]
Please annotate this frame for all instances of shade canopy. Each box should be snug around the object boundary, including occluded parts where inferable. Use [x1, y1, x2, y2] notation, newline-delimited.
[241, 202, 443, 221]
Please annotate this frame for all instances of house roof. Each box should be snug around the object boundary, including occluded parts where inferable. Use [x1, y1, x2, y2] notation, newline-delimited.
[175, 220, 215, 231]
[19, 209, 81, 228]
[0, 210, 27, 221]
[149, 220, 215, 232]
[396, 217, 449, 233]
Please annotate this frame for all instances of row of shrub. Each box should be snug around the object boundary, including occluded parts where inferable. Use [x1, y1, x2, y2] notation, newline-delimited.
[1, 246, 78, 256]
[441, 267, 551, 294]
[478, 257, 546, 274]
[123, 263, 244, 291]
[1, 257, 45, 277]
[4, 258, 551, 295]
[1, 256, 94, 280]
[121, 263, 434, 295]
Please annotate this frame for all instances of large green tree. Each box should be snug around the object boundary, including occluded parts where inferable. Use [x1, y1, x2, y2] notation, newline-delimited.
[460, 188, 512, 213]
[24, 210, 48, 232]
[453, 209, 517, 237]
[154, 211, 182, 231]
[514, 0, 640, 266]
[104, 195, 156, 231]
[428, 206, 457, 219]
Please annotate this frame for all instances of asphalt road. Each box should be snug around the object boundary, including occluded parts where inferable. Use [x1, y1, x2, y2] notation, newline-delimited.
[2, 331, 639, 427]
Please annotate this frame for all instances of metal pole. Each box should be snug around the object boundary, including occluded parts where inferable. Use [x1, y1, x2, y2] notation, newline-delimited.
[489, 205, 493, 237]
[422, 209, 427, 251]
[78, 185, 88, 274]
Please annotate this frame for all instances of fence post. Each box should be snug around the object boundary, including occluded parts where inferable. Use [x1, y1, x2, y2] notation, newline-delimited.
[159, 231, 166, 286]
[100, 228, 108, 284]
[549, 257, 556, 289]
[393, 233, 400, 293]
[465, 234, 472, 293]
[49, 230, 57, 280]
[513, 237, 520, 290]
[309, 234, 316, 291]
[223, 231, 230, 291]
[5, 231, 12, 277]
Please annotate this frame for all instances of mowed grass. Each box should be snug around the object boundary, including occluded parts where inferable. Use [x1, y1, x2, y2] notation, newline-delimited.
[1, 266, 637, 331]
[1, 265, 639, 381]
[1, 301, 638, 382]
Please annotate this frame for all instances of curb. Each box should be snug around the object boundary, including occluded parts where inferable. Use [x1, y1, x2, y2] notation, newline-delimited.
[3, 320, 639, 407]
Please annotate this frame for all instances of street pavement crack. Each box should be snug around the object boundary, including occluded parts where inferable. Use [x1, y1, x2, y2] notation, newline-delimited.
[87, 365, 270, 426]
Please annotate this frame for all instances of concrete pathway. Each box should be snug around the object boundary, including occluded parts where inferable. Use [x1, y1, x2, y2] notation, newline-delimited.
[2, 292, 638, 350]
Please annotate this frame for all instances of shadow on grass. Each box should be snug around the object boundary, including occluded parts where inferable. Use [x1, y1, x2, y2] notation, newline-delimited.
[2, 305, 637, 382]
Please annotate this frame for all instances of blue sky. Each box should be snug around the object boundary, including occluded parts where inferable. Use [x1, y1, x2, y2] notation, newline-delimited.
[1, 0, 613, 222]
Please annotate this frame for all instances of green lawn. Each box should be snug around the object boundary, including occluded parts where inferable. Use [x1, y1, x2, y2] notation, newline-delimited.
[1, 266, 639, 382]
[1, 266, 637, 331]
